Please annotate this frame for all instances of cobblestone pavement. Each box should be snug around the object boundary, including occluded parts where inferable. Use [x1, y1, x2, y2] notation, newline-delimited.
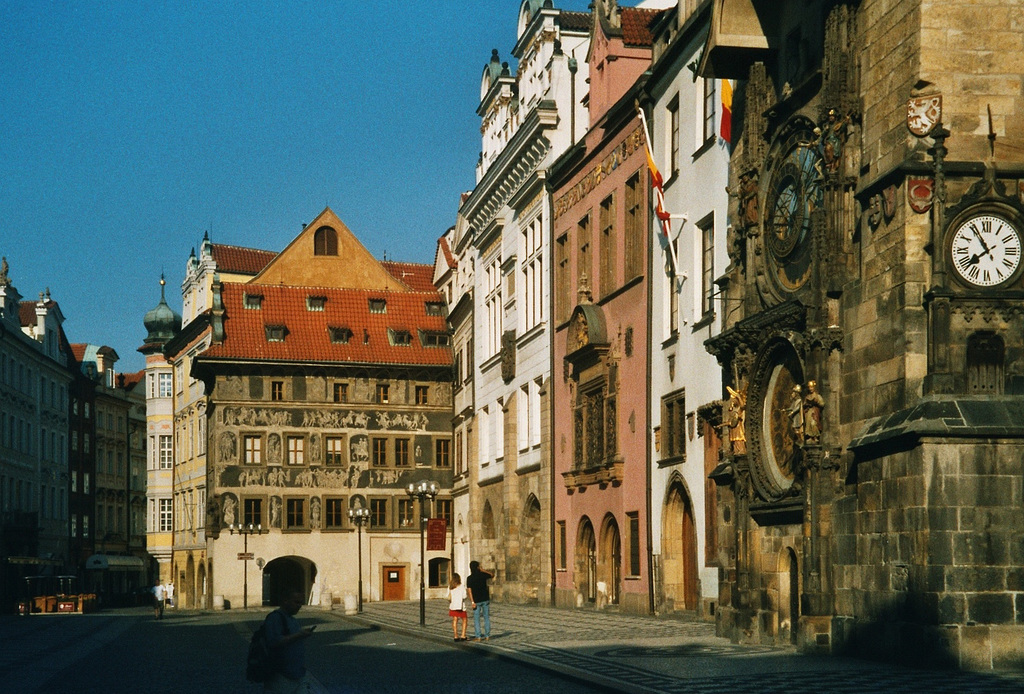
[346, 600, 1024, 694]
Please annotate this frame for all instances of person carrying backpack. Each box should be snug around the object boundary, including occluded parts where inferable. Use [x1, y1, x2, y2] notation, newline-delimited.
[260, 589, 316, 693]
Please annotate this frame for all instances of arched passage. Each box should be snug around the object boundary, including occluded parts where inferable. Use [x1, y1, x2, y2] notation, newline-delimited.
[662, 479, 698, 610]
[575, 518, 596, 604]
[599, 515, 621, 606]
[262, 556, 318, 606]
[520, 495, 542, 592]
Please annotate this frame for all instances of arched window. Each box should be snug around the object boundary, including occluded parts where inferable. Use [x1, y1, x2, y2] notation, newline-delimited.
[481, 500, 496, 539]
[428, 557, 450, 588]
[314, 226, 338, 256]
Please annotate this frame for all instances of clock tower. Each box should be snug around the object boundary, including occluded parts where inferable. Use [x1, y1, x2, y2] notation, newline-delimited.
[700, 0, 1024, 670]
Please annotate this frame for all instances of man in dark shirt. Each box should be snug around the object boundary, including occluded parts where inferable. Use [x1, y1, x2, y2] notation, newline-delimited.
[263, 589, 315, 693]
[466, 561, 494, 640]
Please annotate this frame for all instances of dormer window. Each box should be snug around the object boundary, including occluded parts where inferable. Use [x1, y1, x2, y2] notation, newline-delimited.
[328, 327, 352, 344]
[244, 294, 264, 310]
[307, 296, 327, 312]
[425, 301, 445, 316]
[369, 299, 386, 314]
[389, 329, 412, 346]
[421, 331, 450, 347]
[265, 325, 287, 342]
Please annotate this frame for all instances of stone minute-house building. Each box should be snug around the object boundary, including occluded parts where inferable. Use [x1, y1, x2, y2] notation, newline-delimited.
[192, 208, 455, 608]
[700, 0, 1024, 670]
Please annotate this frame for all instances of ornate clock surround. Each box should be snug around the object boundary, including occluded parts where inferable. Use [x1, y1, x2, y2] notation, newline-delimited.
[760, 117, 825, 301]
[746, 338, 806, 505]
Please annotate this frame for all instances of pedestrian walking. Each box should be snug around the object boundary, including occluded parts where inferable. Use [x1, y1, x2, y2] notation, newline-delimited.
[262, 589, 316, 694]
[447, 573, 468, 641]
[165, 581, 175, 608]
[152, 583, 165, 620]
[466, 561, 493, 641]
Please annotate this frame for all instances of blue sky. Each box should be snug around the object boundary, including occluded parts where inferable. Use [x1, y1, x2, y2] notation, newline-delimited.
[0, 0, 594, 373]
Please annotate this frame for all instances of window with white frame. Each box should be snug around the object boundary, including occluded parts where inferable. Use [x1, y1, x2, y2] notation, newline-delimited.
[159, 498, 172, 532]
[668, 94, 680, 177]
[518, 384, 530, 453]
[158, 372, 172, 398]
[701, 77, 716, 146]
[159, 435, 173, 469]
[531, 378, 542, 448]
[521, 217, 543, 332]
[485, 256, 502, 357]
[699, 214, 715, 319]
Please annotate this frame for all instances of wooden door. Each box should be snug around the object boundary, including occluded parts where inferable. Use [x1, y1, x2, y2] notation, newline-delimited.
[382, 565, 405, 601]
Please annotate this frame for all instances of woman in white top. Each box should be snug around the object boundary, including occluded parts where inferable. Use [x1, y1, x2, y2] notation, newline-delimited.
[447, 573, 468, 641]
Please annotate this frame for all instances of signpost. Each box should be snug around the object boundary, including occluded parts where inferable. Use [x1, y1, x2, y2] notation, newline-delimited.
[237, 552, 254, 561]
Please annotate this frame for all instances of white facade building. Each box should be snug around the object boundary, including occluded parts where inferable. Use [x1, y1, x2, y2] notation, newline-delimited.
[645, 1, 730, 616]
[460, 0, 590, 603]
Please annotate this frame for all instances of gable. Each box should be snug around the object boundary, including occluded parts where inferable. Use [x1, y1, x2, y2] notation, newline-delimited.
[249, 207, 411, 291]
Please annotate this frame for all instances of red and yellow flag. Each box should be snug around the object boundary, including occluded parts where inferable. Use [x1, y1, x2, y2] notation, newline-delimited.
[720, 79, 733, 144]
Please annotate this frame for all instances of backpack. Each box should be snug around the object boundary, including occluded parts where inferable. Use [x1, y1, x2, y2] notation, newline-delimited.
[246, 611, 285, 683]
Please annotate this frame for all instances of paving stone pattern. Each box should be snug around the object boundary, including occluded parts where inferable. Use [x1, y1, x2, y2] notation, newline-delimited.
[351, 600, 1024, 694]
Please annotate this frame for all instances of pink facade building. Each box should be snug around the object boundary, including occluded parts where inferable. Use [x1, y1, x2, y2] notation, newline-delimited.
[549, 1, 662, 614]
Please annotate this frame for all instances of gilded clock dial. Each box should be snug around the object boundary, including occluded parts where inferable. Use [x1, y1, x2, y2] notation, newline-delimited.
[766, 143, 822, 291]
[950, 214, 1022, 287]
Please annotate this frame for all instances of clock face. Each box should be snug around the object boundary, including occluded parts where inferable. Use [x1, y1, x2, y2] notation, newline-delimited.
[950, 214, 1022, 287]
[765, 143, 822, 291]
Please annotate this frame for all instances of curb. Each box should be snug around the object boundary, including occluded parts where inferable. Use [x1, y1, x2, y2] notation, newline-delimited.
[339, 611, 662, 694]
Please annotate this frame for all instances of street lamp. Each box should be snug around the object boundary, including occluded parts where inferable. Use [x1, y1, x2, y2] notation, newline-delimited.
[228, 522, 266, 610]
[406, 480, 438, 626]
[347, 506, 370, 612]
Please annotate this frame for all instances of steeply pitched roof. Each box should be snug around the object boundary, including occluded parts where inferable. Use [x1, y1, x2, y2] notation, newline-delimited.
[559, 10, 591, 32]
[200, 282, 452, 367]
[382, 261, 437, 292]
[437, 236, 457, 271]
[621, 7, 660, 47]
[210, 244, 277, 275]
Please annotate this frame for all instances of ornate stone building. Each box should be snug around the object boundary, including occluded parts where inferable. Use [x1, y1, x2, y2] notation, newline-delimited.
[701, 0, 1024, 669]
[193, 208, 454, 608]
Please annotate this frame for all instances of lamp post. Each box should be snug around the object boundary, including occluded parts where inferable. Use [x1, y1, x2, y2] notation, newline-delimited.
[406, 480, 438, 626]
[347, 507, 370, 612]
[228, 522, 266, 609]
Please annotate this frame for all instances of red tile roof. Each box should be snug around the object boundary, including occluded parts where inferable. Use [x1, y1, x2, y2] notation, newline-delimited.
[118, 370, 145, 389]
[437, 236, 457, 270]
[621, 7, 660, 46]
[211, 244, 277, 275]
[18, 300, 56, 327]
[559, 10, 591, 32]
[381, 261, 437, 292]
[69, 343, 89, 362]
[200, 282, 452, 367]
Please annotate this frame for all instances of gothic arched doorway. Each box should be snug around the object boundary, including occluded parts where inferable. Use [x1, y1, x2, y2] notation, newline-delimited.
[576, 518, 596, 604]
[520, 495, 542, 600]
[599, 514, 621, 606]
[662, 480, 698, 610]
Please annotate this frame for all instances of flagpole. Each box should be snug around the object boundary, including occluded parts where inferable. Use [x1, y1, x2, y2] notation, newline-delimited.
[635, 102, 680, 275]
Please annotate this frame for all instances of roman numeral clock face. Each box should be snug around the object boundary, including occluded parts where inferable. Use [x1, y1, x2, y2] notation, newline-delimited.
[950, 214, 1022, 287]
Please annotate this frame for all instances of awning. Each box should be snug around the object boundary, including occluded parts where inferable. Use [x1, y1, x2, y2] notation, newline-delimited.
[6, 556, 61, 566]
[85, 554, 146, 571]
